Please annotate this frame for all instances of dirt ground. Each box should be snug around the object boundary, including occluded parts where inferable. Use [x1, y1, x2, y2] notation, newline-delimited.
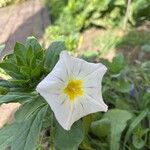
[78, 22, 150, 61]
[0, 103, 20, 128]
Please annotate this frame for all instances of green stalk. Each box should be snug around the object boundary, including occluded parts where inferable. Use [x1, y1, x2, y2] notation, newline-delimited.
[50, 113, 55, 150]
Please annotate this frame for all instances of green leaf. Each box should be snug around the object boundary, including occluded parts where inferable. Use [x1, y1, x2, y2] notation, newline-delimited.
[15, 96, 46, 122]
[109, 53, 125, 74]
[26, 46, 34, 67]
[0, 62, 22, 79]
[123, 109, 148, 149]
[104, 109, 132, 150]
[25, 36, 43, 54]
[115, 99, 133, 111]
[115, 79, 131, 93]
[44, 41, 65, 71]
[20, 66, 31, 78]
[14, 42, 27, 65]
[36, 49, 44, 60]
[31, 63, 43, 78]
[132, 133, 145, 149]
[9, 79, 29, 85]
[54, 120, 84, 150]
[11, 105, 47, 150]
[141, 93, 150, 109]
[0, 123, 21, 150]
[0, 80, 14, 88]
[16, 55, 26, 66]
[14, 42, 27, 57]
[0, 93, 34, 104]
[91, 118, 110, 138]
[2, 53, 16, 64]
[82, 115, 92, 135]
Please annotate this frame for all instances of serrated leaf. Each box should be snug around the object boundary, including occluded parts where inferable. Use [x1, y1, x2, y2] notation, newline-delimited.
[0, 62, 22, 79]
[25, 37, 43, 54]
[54, 120, 84, 150]
[2, 53, 16, 64]
[44, 41, 65, 71]
[14, 42, 27, 57]
[14, 42, 27, 65]
[11, 105, 48, 150]
[104, 109, 132, 150]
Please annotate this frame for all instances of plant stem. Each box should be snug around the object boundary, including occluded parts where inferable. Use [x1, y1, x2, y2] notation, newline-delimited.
[123, 0, 131, 30]
[50, 113, 55, 150]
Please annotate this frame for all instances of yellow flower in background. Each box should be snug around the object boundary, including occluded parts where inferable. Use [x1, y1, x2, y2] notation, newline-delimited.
[36, 51, 108, 130]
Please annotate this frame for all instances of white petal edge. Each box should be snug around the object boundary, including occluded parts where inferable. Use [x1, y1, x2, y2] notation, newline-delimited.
[36, 51, 108, 130]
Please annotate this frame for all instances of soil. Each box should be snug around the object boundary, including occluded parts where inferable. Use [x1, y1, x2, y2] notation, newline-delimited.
[77, 22, 150, 62]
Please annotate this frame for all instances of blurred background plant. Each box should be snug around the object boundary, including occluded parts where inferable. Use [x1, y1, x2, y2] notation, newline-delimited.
[0, 0, 150, 150]
[43, 0, 150, 51]
[0, 0, 26, 7]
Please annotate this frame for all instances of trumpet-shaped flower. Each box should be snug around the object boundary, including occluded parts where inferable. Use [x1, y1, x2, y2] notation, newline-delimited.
[36, 51, 108, 130]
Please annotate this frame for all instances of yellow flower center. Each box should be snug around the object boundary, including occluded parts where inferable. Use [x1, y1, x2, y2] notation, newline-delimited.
[63, 79, 83, 101]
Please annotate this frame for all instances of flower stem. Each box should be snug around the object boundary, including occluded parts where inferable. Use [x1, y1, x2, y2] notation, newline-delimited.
[50, 113, 55, 150]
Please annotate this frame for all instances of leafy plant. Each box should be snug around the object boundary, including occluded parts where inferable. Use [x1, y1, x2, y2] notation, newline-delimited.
[0, 37, 84, 150]
[0, 37, 149, 150]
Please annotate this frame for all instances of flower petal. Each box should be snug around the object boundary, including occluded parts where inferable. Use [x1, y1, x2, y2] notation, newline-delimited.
[60, 51, 107, 79]
[37, 92, 73, 130]
[66, 96, 108, 129]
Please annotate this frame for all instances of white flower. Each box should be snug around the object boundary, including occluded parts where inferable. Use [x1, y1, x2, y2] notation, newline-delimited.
[36, 51, 108, 130]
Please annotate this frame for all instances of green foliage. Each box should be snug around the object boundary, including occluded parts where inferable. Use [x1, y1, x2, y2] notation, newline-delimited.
[54, 120, 84, 150]
[123, 109, 148, 149]
[103, 109, 132, 150]
[11, 105, 47, 150]
[44, 25, 79, 51]
[108, 53, 125, 74]
[0, 37, 45, 89]
[117, 30, 150, 47]
[0, 37, 149, 150]
[44, 0, 150, 51]
[131, 0, 150, 25]
[91, 118, 110, 138]
[0, 37, 85, 150]
[44, 41, 65, 72]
